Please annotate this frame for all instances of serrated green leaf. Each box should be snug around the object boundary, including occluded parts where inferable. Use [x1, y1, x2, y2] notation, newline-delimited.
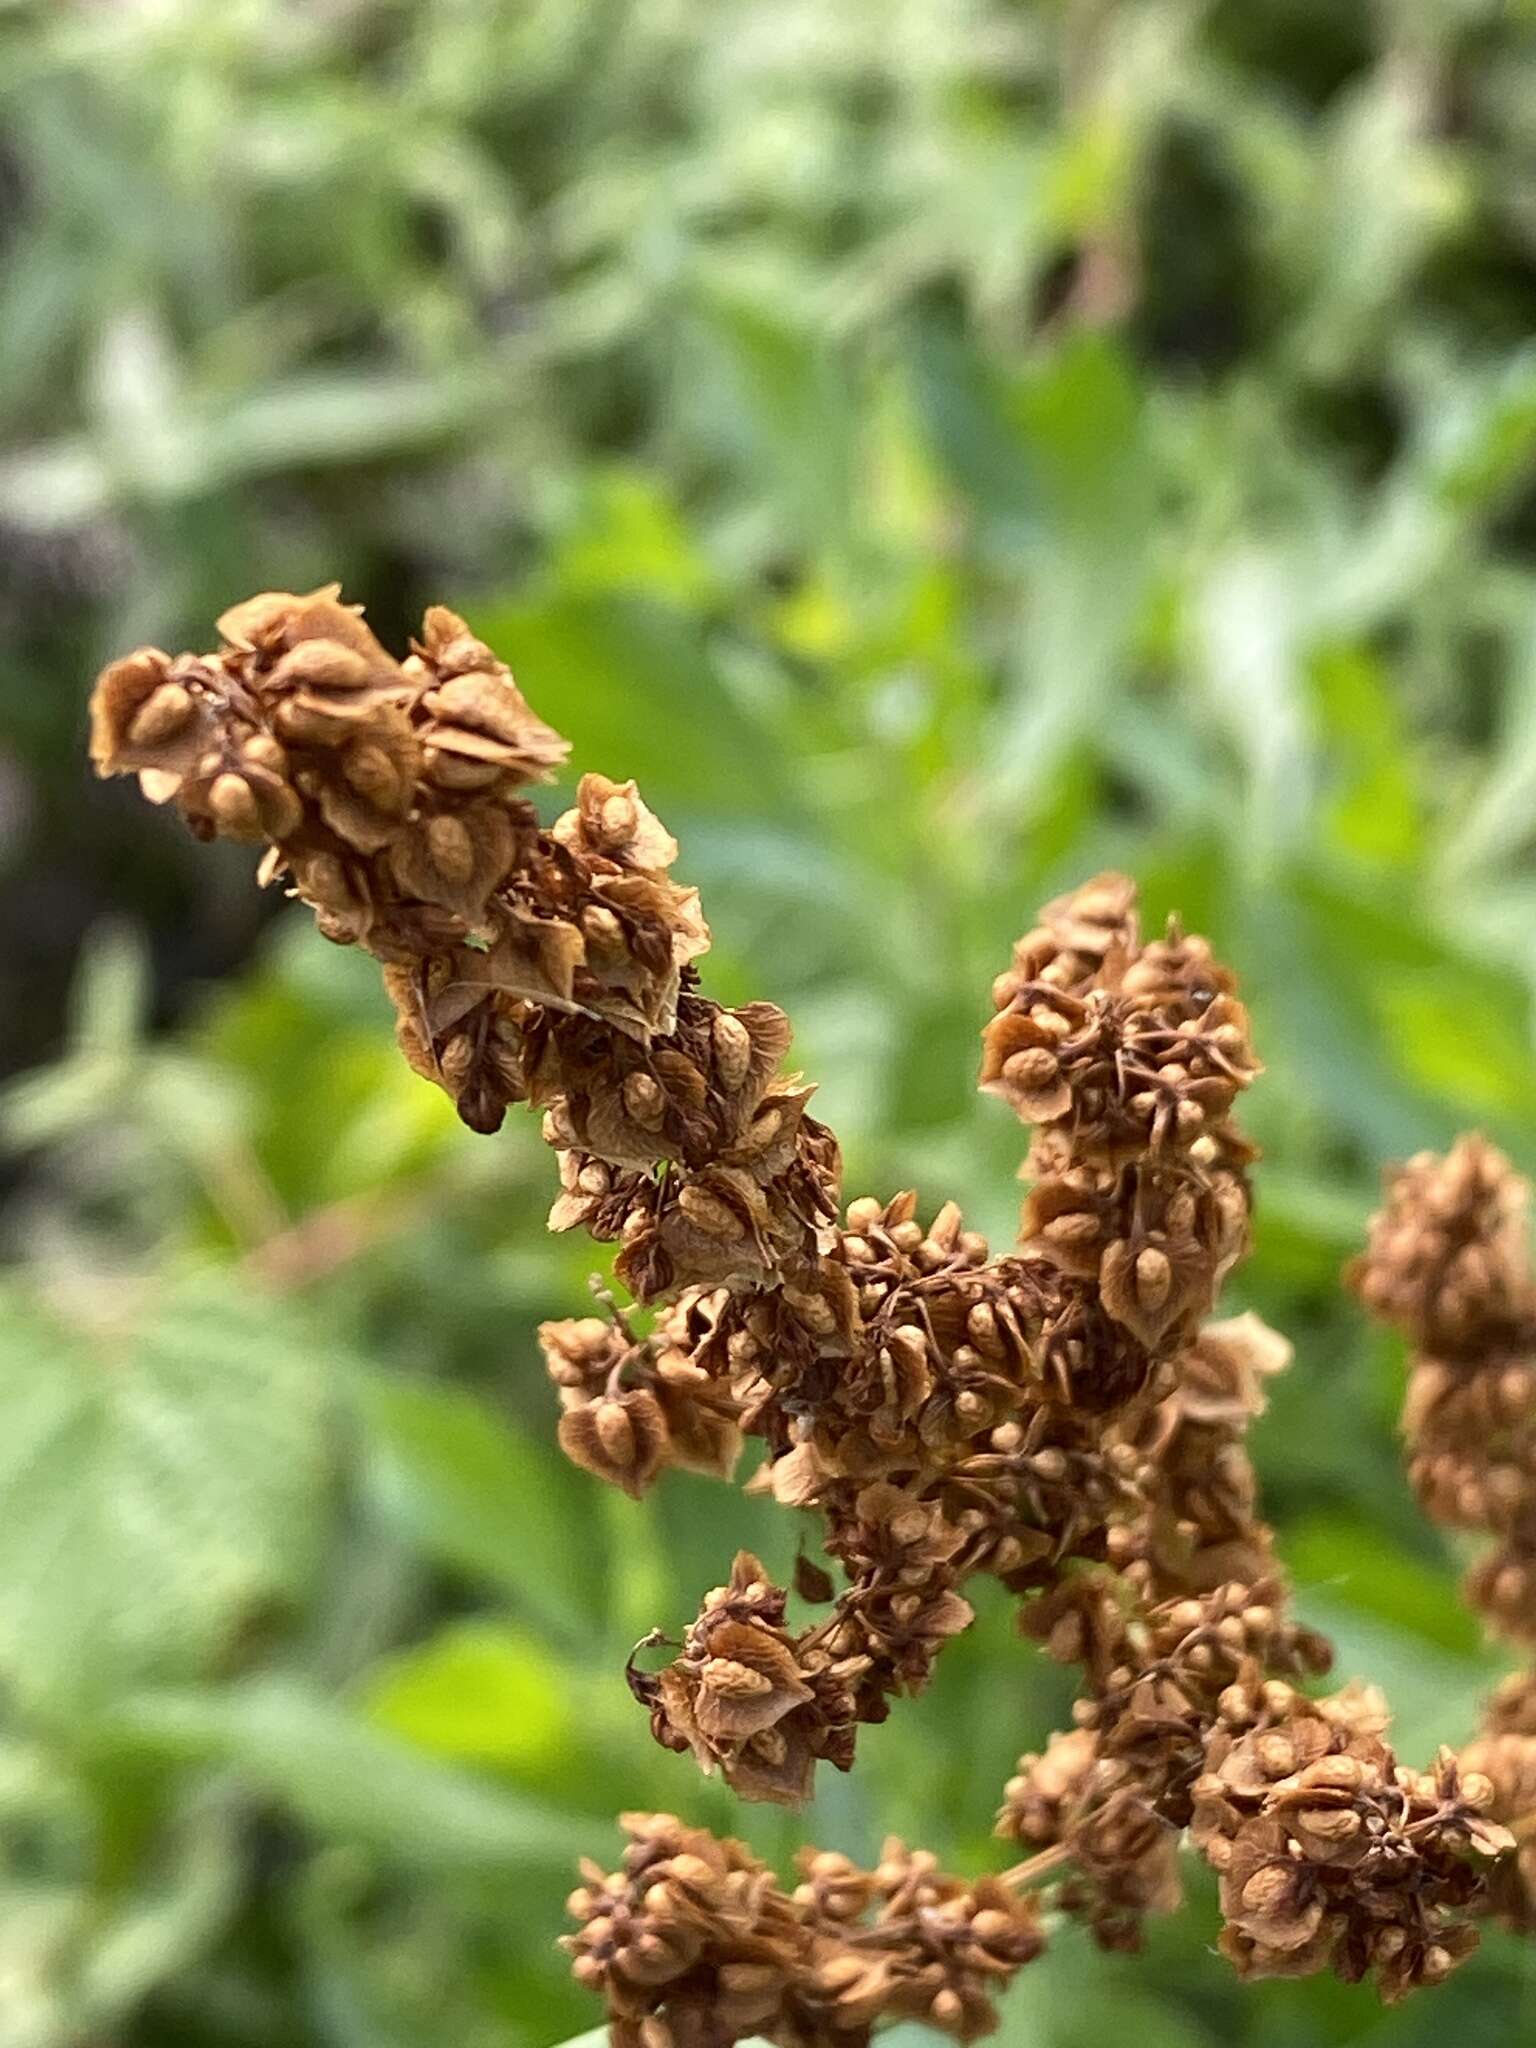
[0, 1275, 331, 1712]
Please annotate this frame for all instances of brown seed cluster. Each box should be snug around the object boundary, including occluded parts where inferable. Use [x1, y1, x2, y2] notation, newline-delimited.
[541, 1308, 744, 1499]
[1461, 1672, 1536, 1932]
[1350, 1135, 1536, 1931]
[1348, 1138, 1536, 1641]
[563, 1811, 1043, 2047]
[626, 873, 1282, 1813]
[1000, 1569, 1332, 1949]
[1348, 1138, 1533, 1358]
[88, 595, 1530, 2035]
[1194, 1691, 1508, 2000]
[90, 587, 833, 1304]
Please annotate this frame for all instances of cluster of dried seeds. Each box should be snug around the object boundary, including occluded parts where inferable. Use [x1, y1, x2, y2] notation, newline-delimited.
[1350, 1136, 1536, 1933]
[88, 594, 1528, 2040]
[563, 1812, 1043, 2047]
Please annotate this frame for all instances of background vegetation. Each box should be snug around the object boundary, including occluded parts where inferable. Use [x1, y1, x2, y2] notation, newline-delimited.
[5, 0, 1536, 2042]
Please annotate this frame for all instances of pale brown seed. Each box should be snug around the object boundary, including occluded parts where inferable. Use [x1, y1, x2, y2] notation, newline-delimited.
[712, 1013, 753, 1090]
[208, 772, 262, 837]
[126, 681, 194, 747]
[424, 813, 475, 886]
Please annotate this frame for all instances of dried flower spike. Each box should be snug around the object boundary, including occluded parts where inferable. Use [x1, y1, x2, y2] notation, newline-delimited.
[88, 598, 1530, 2037]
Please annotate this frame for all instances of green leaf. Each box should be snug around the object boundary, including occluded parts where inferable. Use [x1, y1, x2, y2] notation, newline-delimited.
[112, 1680, 577, 1875]
[354, 1371, 600, 1643]
[1286, 1516, 1484, 1658]
[974, 337, 1155, 820]
[475, 589, 790, 821]
[685, 284, 856, 562]
[0, 1274, 330, 1711]
[362, 1623, 571, 1769]
[65, 920, 151, 1055]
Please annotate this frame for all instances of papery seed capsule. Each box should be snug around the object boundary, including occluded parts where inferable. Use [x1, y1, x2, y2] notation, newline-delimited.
[1134, 1245, 1173, 1309]
[929, 1200, 962, 1247]
[599, 790, 638, 846]
[1042, 1212, 1103, 1254]
[931, 1989, 964, 2028]
[582, 904, 624, 951]
[678, 1185, 740, 1238]
[426, 812, 475, 885]
[888, 1505, 933, 1548]
[208, 772, 262, 837]
[712, 1012, 753, 1090]
[623, 1071, 666, 1127]
[887, 1326, 928, 1371]
[794, 1291, 836, 1336]
[241, 732, 287, 774]
[263, 779, 304, 839]
[1005, 1046, 1059, 1091]
[593, 1400, 637, 1468]
[814, 1950, 869, 1985]
[344, 742, 401, 802]
[424, 747, 501, 791]
[439, 1034, 475, 1090]
[275, 698, 348, 747]
[967, 1302, 1002, 1357]
[127, 681, 194, 747]
[626, 1931, 688, 1984]
[749, 1107, 783, 1150]
[700, 1657, 773, 1699]
[277, 639, 374, 693]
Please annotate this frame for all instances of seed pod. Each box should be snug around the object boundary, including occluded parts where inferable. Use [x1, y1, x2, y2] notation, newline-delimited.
[425, 812, 475, 886]
[127, 681, 194, 748]
[207, 772, 263, 839]
[712, 1013, 753, 1091]
[558, 1389, 670, 1499]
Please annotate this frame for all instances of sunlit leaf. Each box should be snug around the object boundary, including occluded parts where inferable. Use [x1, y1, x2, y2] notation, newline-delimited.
[354, 1372, 601, 1644]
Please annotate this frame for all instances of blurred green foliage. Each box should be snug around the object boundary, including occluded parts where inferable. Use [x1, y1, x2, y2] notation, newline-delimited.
[6, 0, 1536, 2042]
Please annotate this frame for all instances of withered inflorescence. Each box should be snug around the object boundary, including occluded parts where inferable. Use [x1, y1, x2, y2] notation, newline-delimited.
[1349, 1136, 1536, 1936]
[90, 591, 1531, 2042]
